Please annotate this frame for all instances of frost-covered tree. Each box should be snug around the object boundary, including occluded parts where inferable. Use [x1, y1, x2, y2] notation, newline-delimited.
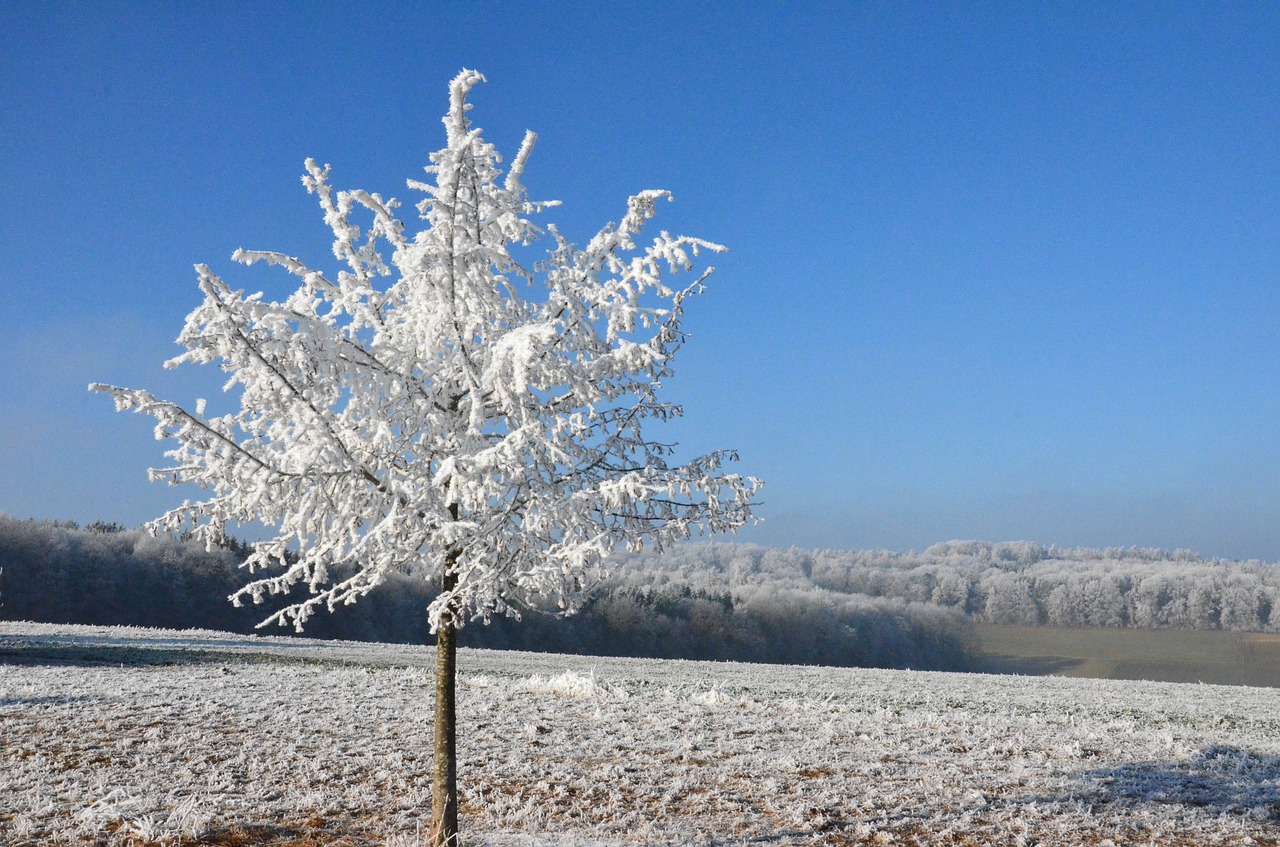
[92, 69, 760, 847]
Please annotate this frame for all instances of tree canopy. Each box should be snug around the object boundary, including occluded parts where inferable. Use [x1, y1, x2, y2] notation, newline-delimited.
[92, 70, 760, 634]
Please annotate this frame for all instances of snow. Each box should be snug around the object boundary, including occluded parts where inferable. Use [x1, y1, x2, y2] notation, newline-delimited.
[3, 621, 1279, 845]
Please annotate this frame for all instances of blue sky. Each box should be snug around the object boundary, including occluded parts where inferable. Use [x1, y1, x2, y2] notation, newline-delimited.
[3, 2, 1279, 559]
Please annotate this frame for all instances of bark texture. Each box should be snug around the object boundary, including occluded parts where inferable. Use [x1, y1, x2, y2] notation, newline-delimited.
[431, 559, 459, 847]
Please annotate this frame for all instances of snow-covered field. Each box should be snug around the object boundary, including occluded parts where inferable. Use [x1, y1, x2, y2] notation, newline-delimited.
[3, 622, 1278, 846]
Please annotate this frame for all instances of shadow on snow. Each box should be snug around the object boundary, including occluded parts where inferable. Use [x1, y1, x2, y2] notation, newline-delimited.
[1056, 745, 1280, 822]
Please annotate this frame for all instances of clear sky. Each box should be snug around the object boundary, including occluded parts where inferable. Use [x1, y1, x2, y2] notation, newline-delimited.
[3, 1, 1279, 560]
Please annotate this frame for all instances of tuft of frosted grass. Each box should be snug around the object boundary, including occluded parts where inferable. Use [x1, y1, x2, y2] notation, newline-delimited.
[72, 787, 212, 843]
[512, 669, 626, 701]
[689, 684, 730, 707]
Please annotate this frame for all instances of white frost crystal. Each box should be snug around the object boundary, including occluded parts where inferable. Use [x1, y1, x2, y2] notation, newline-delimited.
[91, 69, 760, 633]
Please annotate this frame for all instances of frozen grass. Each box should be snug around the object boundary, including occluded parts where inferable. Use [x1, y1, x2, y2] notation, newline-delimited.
[2, 621, 1279, 846]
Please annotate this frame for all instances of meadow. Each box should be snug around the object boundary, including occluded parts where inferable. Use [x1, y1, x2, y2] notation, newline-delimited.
[972, 624, 1280, 688]
[3, 622, 1279, 846]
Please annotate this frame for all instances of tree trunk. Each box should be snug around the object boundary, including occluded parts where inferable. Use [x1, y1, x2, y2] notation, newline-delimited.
[431, 558, 459, 847]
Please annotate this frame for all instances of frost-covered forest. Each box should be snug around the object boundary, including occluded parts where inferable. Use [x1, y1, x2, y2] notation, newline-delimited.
[5, 516, 1279, 672]
[0, 516, 966, 670]
[612, 540, 1280, 632]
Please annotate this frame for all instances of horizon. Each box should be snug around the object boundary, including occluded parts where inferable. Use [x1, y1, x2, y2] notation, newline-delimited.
[4, 3, 1280, 560]
[7, 510, 1274, 566]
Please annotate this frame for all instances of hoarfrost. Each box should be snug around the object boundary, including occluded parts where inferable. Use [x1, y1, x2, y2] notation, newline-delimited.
[3, 622, 1278, 846]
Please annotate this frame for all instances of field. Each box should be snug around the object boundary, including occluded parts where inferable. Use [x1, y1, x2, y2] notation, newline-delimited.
[972, 625, 1280, 688]
[3, 622, 1279, 846]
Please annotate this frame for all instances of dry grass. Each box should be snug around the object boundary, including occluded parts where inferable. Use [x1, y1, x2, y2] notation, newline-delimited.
[972, 624, 1280, 687]
[5, 623, 1279, 847]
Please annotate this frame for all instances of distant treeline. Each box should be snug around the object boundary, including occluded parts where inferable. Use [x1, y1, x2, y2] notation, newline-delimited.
[10, 517, 1271, 668]
[610, 540, 1280, 632]
[0, 516, 970, 671]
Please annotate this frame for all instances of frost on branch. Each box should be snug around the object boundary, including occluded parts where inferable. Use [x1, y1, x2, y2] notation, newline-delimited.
[92, 68, 761, 634]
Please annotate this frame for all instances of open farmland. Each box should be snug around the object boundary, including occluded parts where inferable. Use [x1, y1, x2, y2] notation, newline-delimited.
[2, 622, 1279, 846]
[972, 624, 1280, 688]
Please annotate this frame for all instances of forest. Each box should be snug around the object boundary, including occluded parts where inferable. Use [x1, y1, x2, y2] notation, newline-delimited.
[612, 539, 1280, 632]
[0, 516, 967, 670]
[4, 515, 1277, 672]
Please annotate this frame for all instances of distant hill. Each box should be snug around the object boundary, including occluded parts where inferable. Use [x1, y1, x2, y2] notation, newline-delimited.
[609, 540, 1279, 632]
[0, 515, 968, 671]
[6, 515, 1278, 677]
